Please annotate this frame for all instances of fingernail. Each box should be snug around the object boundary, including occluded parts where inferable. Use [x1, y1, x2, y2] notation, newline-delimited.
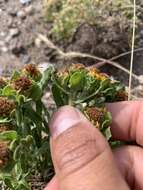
[49, 106, 86, 138]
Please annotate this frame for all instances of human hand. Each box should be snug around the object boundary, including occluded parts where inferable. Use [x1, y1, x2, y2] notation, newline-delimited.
[45, 101, 143, 190]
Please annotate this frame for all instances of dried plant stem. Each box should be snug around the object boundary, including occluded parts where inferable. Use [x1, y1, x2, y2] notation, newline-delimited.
[95, 47, 143, 68]
[110, 47, 143, 61]
[128, 0, 136, 100]
[38, 33, 140, 81]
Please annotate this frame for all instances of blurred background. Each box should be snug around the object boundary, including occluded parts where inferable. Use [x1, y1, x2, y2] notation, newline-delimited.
[0, 0, 143, 96]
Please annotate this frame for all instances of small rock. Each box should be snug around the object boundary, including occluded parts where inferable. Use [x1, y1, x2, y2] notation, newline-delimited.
[140, 30, 143, 36]
[5, 35, 12, 43]
[0, 67, 3, 76]
[136, 85, 143, 91]
[140, 40, 143, 45]
[20, 54, 31, 64]
[20, 0, 32, 5]
[7, 18, 13, 28]
[1, 47, 8, 53]
[17, 11, 26, 19]
[38, 62, 52, 73]
[0, 41, 5, 47]
[0, 32, 6, 37]
[17, 20, 23, 26]
[138, 75, 143, 84]
[35, 38, 42, 48]
[9, 38, 23, 54]
[8, 8, 17, 17]
[25, 5, 34, 15]
[9, 28, 20, 37]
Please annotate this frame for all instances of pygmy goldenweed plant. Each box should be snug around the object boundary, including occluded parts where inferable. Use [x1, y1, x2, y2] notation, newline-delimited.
[51, 64, 127, 139]
[0, 64, 53, 189]
[0, 64, 127, 189]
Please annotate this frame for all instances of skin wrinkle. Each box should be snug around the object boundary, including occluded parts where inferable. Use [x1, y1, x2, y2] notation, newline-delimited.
[135, 104, 143, 146]
[126, 151, 135, 189]
[60, 148, 129, 190]
[53, 122, 107, 176]
[57, 139, 97, 169]
[57, 139, 101, 175]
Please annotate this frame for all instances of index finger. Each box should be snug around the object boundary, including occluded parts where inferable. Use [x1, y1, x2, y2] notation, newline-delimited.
[107, 101, 143, 146]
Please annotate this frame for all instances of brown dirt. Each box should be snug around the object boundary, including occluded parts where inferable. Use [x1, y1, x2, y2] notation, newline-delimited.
[0, 0, 143, 91]
[0, 0, 52, 76]
[67, 23, 130, 59]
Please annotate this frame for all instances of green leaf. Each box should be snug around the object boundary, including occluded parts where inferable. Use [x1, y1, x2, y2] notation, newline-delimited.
[14, 163, 23, 179]
[16, 180, 30, 190]
[4, 177, 14, 189]
[52, 76, 70, 95]
[103, 127, 112, 141]
[16, 95, 26, 105]
[25, 135, 34, 144]
[2, 85, 16, 97]
[69, 71, 85, 90]
[24, 106, 43, 123]
[0, 118, 11, 124]
[0, 172, 11, 180]
[101, 112, 112, 129]
[9, 139, 18, 151]
[11, 71, 20, 80]
[52, 84, 65, 107]
[36, 100, 42, 115]
[15, 108, 23, 127]
[39, 66, 54, 90]
[28, 83, 42, 101]
[38, 141, 49, 155]
[100, 79, 110, 90]
[1, 160, 16, 174]
[13, 145, 21, 161]
[0, 131, 17, 141]
[110, 140, 126, 149]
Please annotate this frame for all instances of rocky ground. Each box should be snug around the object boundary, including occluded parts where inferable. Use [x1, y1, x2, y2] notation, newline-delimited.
[0, 0, 143, 78]
[0, 0, 53, 77]
[0, 0, 143, 95]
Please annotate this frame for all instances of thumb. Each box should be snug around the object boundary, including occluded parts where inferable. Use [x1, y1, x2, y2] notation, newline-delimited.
[49, 106, 129, 190]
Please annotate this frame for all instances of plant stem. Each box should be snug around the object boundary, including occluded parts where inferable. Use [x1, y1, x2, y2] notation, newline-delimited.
[128, 0, 136, 100]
